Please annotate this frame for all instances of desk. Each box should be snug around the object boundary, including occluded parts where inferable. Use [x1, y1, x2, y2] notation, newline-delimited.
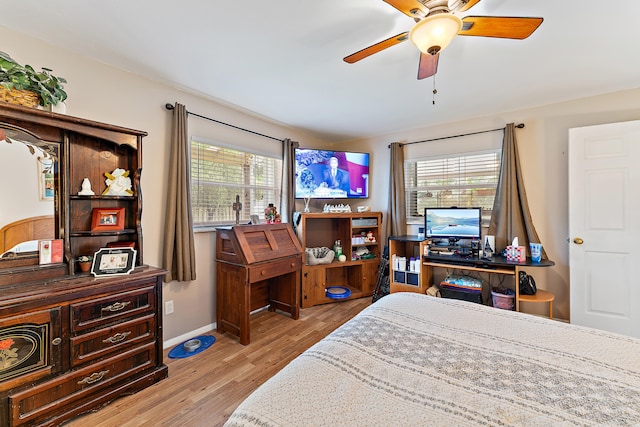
[389, 236, 555, 312]
[215, 224, 302, 345]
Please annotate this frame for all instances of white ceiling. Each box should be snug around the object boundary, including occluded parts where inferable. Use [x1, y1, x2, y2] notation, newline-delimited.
[2, 1, 640, 142]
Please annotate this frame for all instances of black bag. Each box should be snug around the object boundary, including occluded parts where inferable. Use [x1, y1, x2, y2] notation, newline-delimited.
[519, 271, 537, 295]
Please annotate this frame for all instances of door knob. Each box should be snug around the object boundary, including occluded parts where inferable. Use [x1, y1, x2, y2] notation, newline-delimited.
[573, 237, 584, 245]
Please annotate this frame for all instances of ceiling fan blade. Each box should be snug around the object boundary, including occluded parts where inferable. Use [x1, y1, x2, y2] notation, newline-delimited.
[383, 0, 428, 18]
[417, 52, 438, 79]
[459, 16, 543, 39]
[449, 0, 481, 13]
[343, 32, 409, 63]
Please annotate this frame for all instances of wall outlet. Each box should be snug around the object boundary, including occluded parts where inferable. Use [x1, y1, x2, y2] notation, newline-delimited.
[165, 300, 174, 315]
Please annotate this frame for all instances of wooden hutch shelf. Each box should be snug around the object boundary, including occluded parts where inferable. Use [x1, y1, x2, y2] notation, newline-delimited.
[299, 212, 382, 308]
[0, 103, 166, 426]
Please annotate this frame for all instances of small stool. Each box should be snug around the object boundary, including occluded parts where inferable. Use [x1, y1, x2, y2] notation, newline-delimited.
[518, 289, 555, 319]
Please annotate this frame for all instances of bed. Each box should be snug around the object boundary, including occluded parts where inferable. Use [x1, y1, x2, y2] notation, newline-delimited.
[0, 215, 54, 256]
[226, 292, 640, 426]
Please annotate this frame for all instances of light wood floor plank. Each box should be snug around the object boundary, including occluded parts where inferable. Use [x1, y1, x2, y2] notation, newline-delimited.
[66, 297, 371, 427]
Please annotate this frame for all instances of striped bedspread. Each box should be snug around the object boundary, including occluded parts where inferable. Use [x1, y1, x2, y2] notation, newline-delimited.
[226, 292, 640, 426]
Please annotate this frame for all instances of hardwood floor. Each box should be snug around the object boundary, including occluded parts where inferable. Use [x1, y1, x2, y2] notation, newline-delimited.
[66, 297, 371, 427]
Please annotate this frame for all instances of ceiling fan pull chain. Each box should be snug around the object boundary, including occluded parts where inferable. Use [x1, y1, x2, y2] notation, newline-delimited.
[432, 75, 438, 105]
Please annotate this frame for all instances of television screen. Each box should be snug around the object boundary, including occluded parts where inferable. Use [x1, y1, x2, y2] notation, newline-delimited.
[425, 207, 481, 240]
[294, 148, 369, 199]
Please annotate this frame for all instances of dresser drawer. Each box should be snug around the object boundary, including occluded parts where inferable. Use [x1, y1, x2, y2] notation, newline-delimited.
[248, 257, 301, 283]
[70, 313, 156, 367]
[8, 342, 156, 426]
[70, 285, 155, 333]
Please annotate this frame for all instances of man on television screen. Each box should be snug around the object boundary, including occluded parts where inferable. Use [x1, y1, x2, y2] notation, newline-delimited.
[322, 156, 350, 194]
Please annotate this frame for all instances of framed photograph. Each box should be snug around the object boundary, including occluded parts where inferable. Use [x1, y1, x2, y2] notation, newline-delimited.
[91, 208, 125, 231]
[38, 158, 54, 200]
[106, 241, 136, 249]
[91, 247, 137, 277]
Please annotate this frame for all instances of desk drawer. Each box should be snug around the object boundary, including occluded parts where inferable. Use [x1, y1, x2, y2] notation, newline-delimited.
[8, 342, 156, 426]
[70, 313, 156, 367]
[71, 285, 155, 333]
[248, 257, 301, 283]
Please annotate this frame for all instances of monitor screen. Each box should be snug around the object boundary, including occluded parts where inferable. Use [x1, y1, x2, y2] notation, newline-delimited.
[294, 148, 369, 199]
[425, 207, 481, 240]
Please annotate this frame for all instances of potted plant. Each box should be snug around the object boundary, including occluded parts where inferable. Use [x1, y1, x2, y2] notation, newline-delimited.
[77, 255, 93, 273]
[0, 50, 67, 108]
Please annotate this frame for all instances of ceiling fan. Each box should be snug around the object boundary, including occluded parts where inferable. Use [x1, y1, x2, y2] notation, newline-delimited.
[343, 0, 543, 79]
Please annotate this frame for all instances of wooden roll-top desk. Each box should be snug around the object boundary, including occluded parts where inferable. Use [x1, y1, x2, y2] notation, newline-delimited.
[215, 223, 302, 345]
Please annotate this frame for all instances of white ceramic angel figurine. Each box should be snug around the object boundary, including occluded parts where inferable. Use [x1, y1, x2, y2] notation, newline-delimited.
[78, 177, 95, 195]
[103, 168, 133, 196]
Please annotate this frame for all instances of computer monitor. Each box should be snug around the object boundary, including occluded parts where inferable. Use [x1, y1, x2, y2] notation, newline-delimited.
[424, 207, 482, 241]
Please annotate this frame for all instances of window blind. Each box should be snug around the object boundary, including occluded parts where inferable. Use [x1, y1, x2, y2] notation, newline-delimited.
[405, 150, 501, 224]
[191, 140, 282, 226]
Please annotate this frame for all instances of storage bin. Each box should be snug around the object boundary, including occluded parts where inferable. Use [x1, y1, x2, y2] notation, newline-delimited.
[440, 287, 483, 304]
[392, 270, 420, 286]
[491, 289, 515, 310]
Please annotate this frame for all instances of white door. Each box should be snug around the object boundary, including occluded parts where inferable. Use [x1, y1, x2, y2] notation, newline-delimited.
[569, 120, 640, 338]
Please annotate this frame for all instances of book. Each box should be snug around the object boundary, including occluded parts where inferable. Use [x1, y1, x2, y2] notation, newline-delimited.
[39, 239, 63, 264]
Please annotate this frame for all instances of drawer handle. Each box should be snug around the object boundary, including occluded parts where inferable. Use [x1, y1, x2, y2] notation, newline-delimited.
[52, 337, 62, 346]
[102, 331, 132, 344]
[102, 301, 131, 312]
[78, 370, 109, 385]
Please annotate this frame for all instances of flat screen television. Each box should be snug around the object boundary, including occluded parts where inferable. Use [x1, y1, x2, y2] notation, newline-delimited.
[294, 148, 369, 199]
[425, 207, 481, 241]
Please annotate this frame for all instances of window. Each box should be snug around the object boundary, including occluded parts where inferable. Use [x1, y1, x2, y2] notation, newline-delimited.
[191, 140, 282, 227]
[405, 149, 501, 225]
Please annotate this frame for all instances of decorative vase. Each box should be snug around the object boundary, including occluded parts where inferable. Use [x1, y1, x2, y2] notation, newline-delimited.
[48, 101, 67, 114]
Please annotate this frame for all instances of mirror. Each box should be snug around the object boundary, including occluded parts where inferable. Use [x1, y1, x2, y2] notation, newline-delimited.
[0, 124, 58, 261]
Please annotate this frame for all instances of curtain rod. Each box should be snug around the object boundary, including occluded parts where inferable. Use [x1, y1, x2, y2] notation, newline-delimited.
[165, 103, 285, 142]
[389, 123, 525, 148]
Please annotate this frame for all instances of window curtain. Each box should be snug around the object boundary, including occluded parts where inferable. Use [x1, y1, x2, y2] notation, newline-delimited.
[387, 142, 407, 238]
[280, 138, 299, 223]
[162, 102, 197, 282]
[488, 123, 547, 258]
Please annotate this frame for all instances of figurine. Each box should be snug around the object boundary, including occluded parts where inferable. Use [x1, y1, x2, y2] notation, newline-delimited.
[103, 168, 133, 196]
[232, 194, 242, 225]
[78, 178, 95, 196]
[264, 203, 278, 223]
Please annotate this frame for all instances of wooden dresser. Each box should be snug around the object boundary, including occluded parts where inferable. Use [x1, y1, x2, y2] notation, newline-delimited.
[0, 267, 167, 427]
[215, 223, 302, 345]
[0, 103, 166, 426]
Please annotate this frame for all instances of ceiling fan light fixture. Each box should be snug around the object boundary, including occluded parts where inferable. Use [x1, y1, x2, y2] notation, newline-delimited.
[409, 13, 462, 55]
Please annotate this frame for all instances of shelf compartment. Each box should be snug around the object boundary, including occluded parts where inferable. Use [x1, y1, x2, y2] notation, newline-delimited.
[304, 258, 378, 269]
[70, 195, 135, 200]
[70, 229, 137, 237]
[392, 270, 421, 287]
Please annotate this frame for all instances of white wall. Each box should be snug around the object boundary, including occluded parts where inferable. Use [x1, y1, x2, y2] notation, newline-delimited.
[344, 88, 640, 320]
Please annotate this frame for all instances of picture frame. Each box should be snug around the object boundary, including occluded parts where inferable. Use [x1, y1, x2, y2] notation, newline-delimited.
[91, 208, 125, 231]
[91, 247, 137, 277]
[38, 158, 54, 200]
[106, 241, 136, 249]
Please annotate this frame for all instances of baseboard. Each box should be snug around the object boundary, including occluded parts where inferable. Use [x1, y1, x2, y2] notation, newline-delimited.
[163, 322, 216, 350]
[162, 306, 270, 349]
